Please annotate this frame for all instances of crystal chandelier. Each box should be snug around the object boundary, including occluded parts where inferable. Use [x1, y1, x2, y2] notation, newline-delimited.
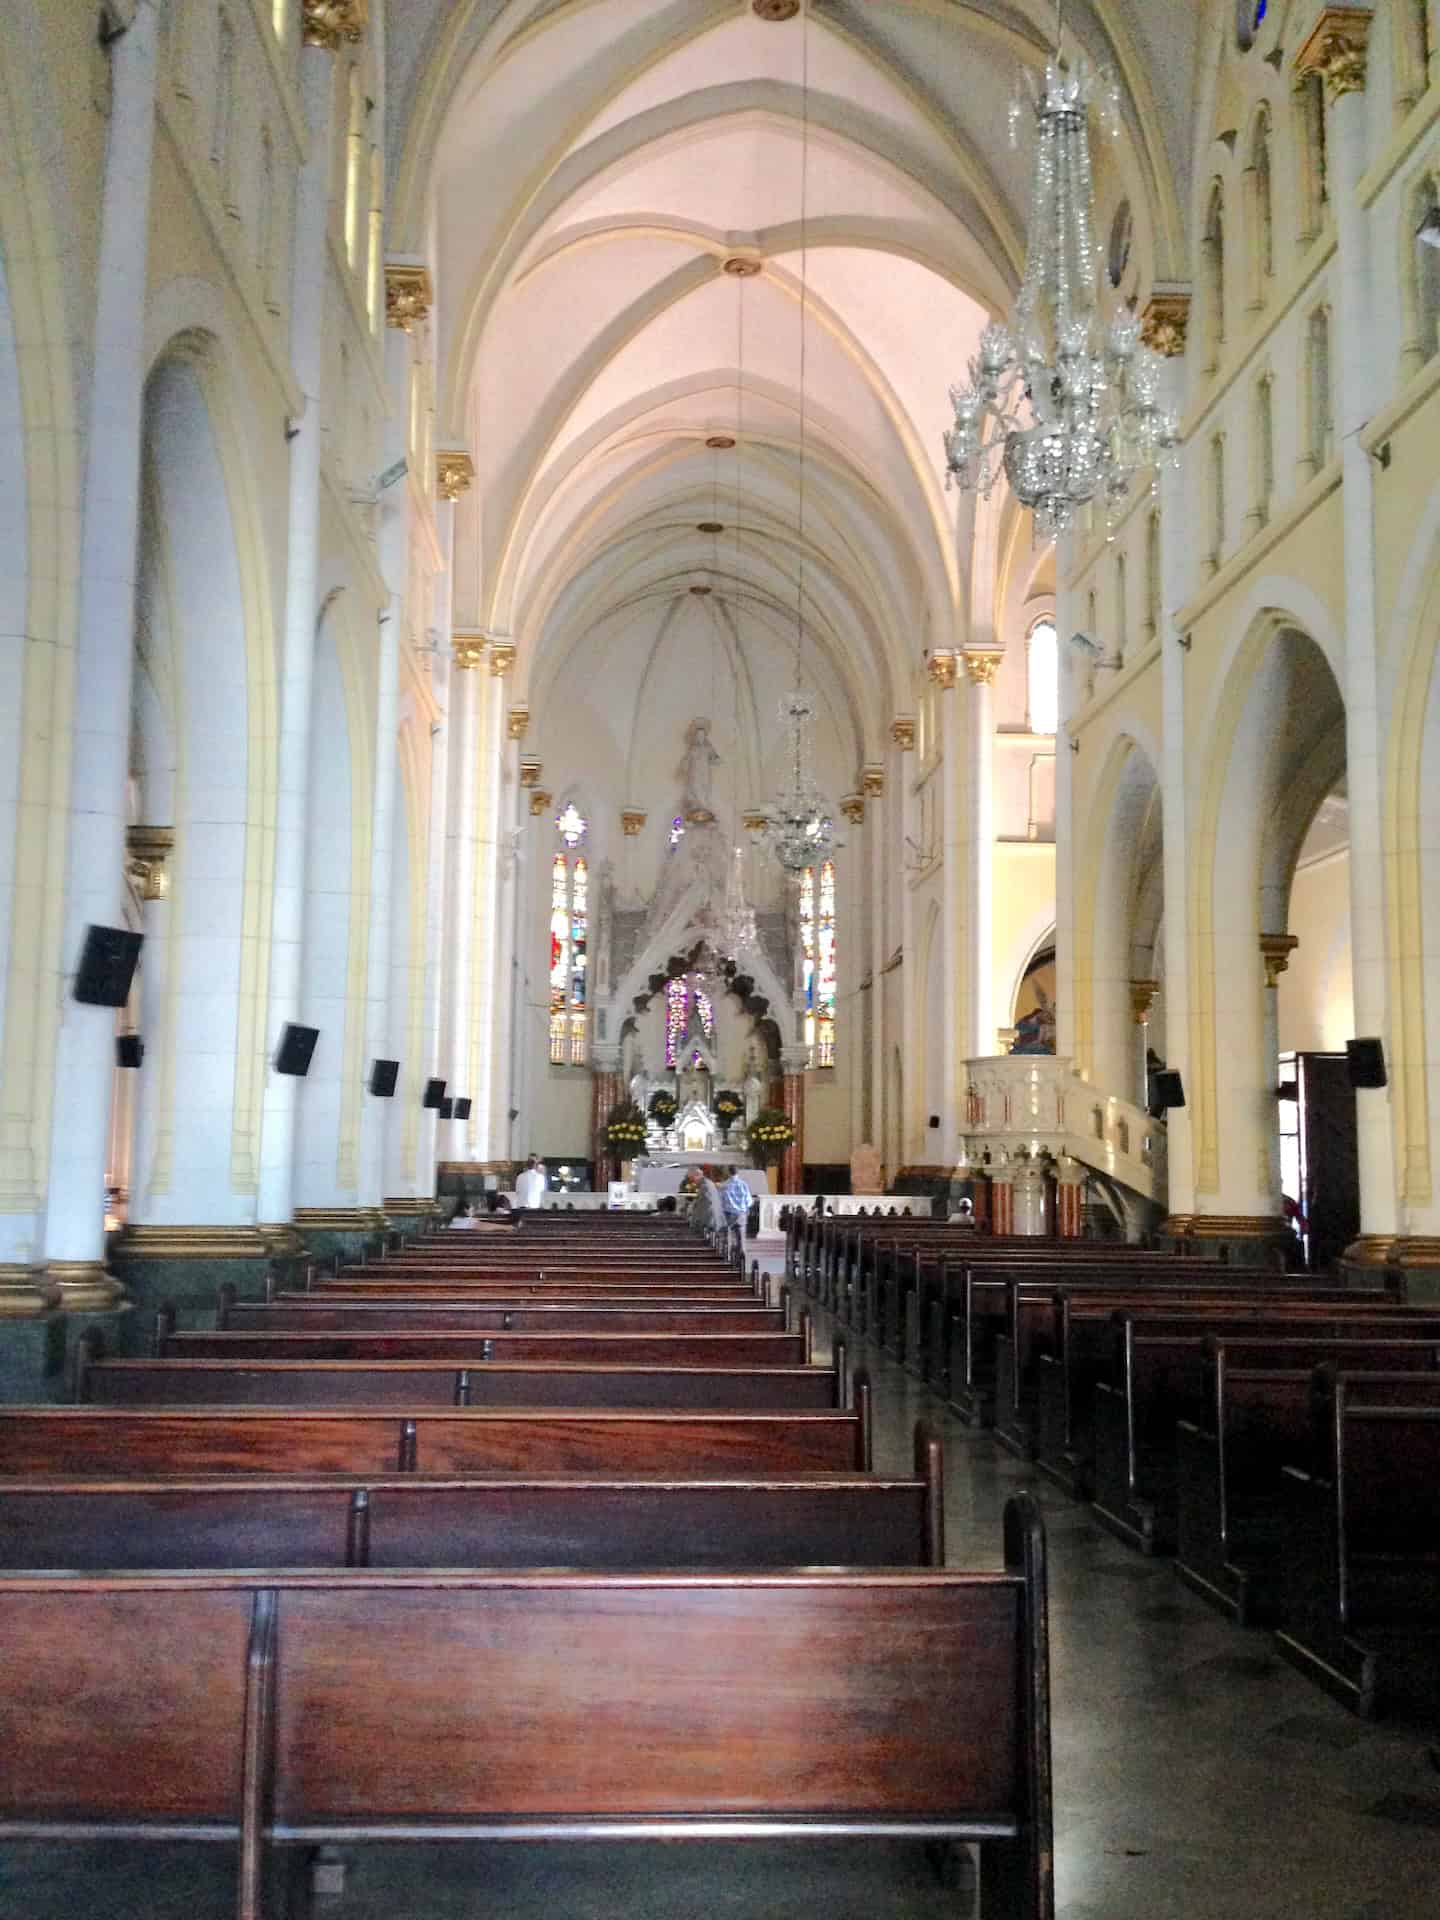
[762, 692, 836, 873]
[943, 29, 1179, 540]
[718, 844, 759, 958]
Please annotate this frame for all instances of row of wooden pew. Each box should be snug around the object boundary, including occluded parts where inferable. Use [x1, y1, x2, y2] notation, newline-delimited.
[795, 1214, 1440, 1723]
[0, 1212, 1055, 1919]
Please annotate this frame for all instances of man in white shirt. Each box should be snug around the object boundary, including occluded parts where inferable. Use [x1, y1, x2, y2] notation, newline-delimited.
[515, 1156, 548, 1209]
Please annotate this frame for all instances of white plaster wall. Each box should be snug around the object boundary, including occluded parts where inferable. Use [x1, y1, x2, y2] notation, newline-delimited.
[1279, 849, 1354, 1053]
[0, 238, 23, 1074]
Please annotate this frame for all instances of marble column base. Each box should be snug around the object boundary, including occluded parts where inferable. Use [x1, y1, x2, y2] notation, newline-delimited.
[108, 1225, 273, 1349]
[1158, 1213, 1291, 1265]
[1380, 1236, 1440, 1303]
[383, 1199, 440, 1241]
[293, 1206, 387, 1262]
[0, 1263, 61, 1318]
[0, 1308, 65, 1403]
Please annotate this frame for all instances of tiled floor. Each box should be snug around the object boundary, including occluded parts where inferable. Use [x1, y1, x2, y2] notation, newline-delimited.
[6, 1256, 1439, 1918]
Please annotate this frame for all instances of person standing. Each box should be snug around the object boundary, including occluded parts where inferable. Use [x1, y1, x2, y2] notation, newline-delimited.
[515, 1155, 548, 1210]
[692, 1165, 721, 1234]
[720, 1168, 752, 1242]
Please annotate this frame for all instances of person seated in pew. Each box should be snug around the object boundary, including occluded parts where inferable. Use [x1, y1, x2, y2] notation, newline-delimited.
[448, 1203, 478, 1231]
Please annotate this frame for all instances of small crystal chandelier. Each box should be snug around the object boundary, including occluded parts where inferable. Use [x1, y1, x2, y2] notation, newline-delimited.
[718, 844, 760, 957]
[943, 15, 1179, 540]
[763, 692, 836, 873]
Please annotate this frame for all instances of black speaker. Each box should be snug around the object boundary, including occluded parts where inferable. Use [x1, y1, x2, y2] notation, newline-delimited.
[438, 1097, 454, 1120]
[454, 1097, 472, 1120]
[369, 1058, 399, 1097]
[275, 1023, 320, 1076]
[1151, 1069, 1185, 1111]
[74, 925, 143, 1007]
[116, 1034, 144, 1070]
[1347, 1037, 1387, 1089]
[927, 1114, 940, 1129]
[423, 1077, 447, 1110]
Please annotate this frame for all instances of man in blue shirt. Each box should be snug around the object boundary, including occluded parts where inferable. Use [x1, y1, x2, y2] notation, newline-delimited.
[720, 1169, 752, 1242]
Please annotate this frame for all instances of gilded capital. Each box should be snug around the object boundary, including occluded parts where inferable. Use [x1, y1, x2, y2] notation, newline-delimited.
[890, 718, 916, 752]
[507, 705, 530, 741]
[1139, 287, 1191, 358]
[529, 788, 552, 817]
[451, 633, 485, 670]
[621, 807, 647, 836]
[861, 763, 885, 796]
[301, 0, 367, 49]
[488, 642, 517, 677]
[1294, 7, 1371, 98]
[1260, 932, 1300, 988]
[927, 650, 959, 690]
[435, 449, 475, 501]
[125, 824, 174, 903]
[742, 809, 768, 834]
[839, 793, 865, 826]
[964, 650, 1004, 687]
[1129, 977, 1160, 1025]
[384, 260, 433, 333]
[519, 758, 543, 788]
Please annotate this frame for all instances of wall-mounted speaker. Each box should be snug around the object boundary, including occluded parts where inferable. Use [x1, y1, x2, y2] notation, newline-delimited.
[422, 1077, 447, 1110]
[438, 1097, 454, 1120]
[116, 1034, 144, 1070]
[1150, 1069, 1185, 1111]
[453, 1097, 472, 1120]
[927, 1114, 941, 1129]
[275, 1023, 320, 1076]
[74, 925, 143, 1007]
[369, 1058, 400, 1097]
[1346, 1037, 1387, 1089]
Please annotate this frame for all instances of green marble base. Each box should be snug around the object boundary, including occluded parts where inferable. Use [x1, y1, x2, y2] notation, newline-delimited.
[105, 1253, 273, 1351]
[298, 1228, 380, 1264]
[0, 1313, 67, 1403]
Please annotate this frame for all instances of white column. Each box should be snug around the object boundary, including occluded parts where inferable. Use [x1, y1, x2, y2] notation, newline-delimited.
[468, 662, 507, 1157]
[939, 670, 966, 1135]
[1053, 534, 1079, 1067]
[963, 652, 999, 1055]
[258, 42, 337, 1233]
[42, 1, 161, 1302]
[486, 690, 520, 1164]
[1325, 57, 1399, 1251]
[440, 630, 476, 1105]
[415, 666, 450, 1196]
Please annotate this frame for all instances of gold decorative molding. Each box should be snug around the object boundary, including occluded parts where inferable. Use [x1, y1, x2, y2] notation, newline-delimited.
[722, 255, 762, 277]
[259, 1223, 305, 1257]
[0, 1263, 60, 1319]
[927, 650, 959, 690]
[435, 449, 475, 501]
[301, 0, 366, 49]
[621, 808, 647, 836]
[684, 806, 716, 826]
[839, 793, 865, 825]
[1139, 286, 1191, 358]
[963, 650, 1005, 687]
[519, 758, 542, 788]
[293, 1207, 387, 1232]
[753, 0, 800, 17]
[861, 764, 886, 796]
[742, 809, 768, 833]
[1129, 978, 1161, 1024]
[111, 1223, 271, 1259]
[890, 718, 916, 751]
[507, 705, 530, 740]
[384, 261, 433, 333]
[530, 788, 553, 817]
[1388, 1236, 1440, 1269]
[382, 1197, 433, 1216]
[1294, 7, 1372, 98]
[45, 1261, 128, 1311]
[1341, 1231, 1396, 1268]
[451, 635, 485, 670]
[1178, 1214, 1288, 1239]
[1259, 932, 1300, 988]
[488, 642, 517, 677]
[125, 824, 174, 903]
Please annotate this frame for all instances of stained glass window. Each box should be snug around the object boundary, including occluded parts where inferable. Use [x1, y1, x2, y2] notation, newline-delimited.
[548, 847, 589, 1064]
[556, 801, 587, 848]
[668, 814, 685, 849]
[1027, 619, 1058, 735]
[665, 976, 688, 1068]
[801, 860, 837, 1068]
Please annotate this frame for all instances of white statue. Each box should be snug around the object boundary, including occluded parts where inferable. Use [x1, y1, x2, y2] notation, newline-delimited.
[679, 717, 720, 819]
[742, 1042, 766, 1124]
[628, 1050, 651, 1110]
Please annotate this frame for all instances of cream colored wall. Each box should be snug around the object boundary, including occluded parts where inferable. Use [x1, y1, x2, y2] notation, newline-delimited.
[992, 843, 1057, 1054]
[1280, 849, 1354, 1054]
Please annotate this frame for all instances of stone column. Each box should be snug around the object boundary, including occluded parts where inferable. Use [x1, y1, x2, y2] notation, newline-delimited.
[1295, 13, 1396, 1267]
[1053, 534, 1079, 1067]
[1013, 1159, 1049, 1236]
[41, 0, 162, 1309]
[990, 1168, 1016, 1236]
[1129, 978, 1160, 1110]
[779, 1043, 808, 1196]
[962, 651, 1003, 1057]
[443, 633, 481, 1149]
[257, 30, 341, 1251]
[1055, 1155, 1085, 1239]
[933, 653, 965, 1142]
[1260, 932, 1299, 1215]
[476, 645, 514, 1165]
[591, 1044, 622, 1189]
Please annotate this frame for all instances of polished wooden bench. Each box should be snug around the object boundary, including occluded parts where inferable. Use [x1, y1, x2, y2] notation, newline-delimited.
[0, 1493, 1050, 1920]
[1174, 1336, 1440, 1621]
[222, 1288, 793, 1336]
[0, 1424, 942, 1572]
[1274, 1372, 1440, 1717]
[164, 1324, 812, 1367]
[0, 1397, 873, 1475]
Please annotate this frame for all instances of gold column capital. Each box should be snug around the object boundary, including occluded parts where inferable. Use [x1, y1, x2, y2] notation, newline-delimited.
[125, 824, 174, 902]
[519, 758, 542, 788]
[1294, 7, 1372, 98]
[301, 0, 367, 49]
[861, 763, 886, 796]
[488, 642, 517, 677]
[45, 1261, 127, 1312]
[889, 718, 915, 752]
[963, 649, 1005, 687]
[741, 809, 767, 834]
[1139, 286, 1191, 358]
[451, 634, 485, 670]
[507, 705, 530, 740]
[1260, 932, 1300, 988]
[839, 793, 865, 825]
[384, 260, 433, 332]
[621, 807, 648, 836]
[927, 650, 959, 690]
[529, 788, 552, 817]
[435, 449, 475, 501]
[1129, 977, 1161, 1025]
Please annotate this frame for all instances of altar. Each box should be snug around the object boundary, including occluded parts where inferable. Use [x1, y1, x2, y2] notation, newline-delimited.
[634, 1157, 770, 1199]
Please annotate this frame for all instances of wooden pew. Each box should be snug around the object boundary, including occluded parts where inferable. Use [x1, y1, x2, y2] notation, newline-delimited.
[0, 1494, 1051, 1920]
[0, 1425, 943, 1572]
[164, 1326, 813, 1367]
[1091, 1307, 1440, 1552]
[0, 1400, 873, 1475]
[222, 1298, 793, 1335]
[1174, 1336, 1440, 1621]
[1274, 1372, 1440, 1717]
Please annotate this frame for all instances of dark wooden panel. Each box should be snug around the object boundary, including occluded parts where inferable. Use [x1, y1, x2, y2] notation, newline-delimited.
[171, 1331, 806, 1365]
[231, 1304, 784, 1332]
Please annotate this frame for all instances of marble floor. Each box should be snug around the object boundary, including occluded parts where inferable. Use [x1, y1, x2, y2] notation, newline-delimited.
[6, 1258, 1439, 1919]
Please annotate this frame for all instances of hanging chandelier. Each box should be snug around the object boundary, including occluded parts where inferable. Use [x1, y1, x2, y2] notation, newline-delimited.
[718, 844, 760, 957]
[943, 28, 1179, 540]
[762, 692, 836, 873]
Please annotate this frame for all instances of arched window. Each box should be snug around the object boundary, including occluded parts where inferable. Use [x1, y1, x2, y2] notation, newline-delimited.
[1202, 184, 1226, 370]
[257, 127, 275, 310]
[1145, 510, 1162, 640]
[1304, 306, 1333, 473]
[664, 976, 714, 1068]
[1410, 178, 1440, 371]
[367, 148, 384, 333]
[547, 832, 588, 1066]
[800, 861, 837, 1068]
[1114, 553, 1128, 665]
[1208, 434, 1226, 572]
[1027, 618, 1058, 734]
[1249, 110, 1273, 302]
[344, 66, 364, 271]
[1294, 75, 1327, 247]
[1253, 373, 1274, 525]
